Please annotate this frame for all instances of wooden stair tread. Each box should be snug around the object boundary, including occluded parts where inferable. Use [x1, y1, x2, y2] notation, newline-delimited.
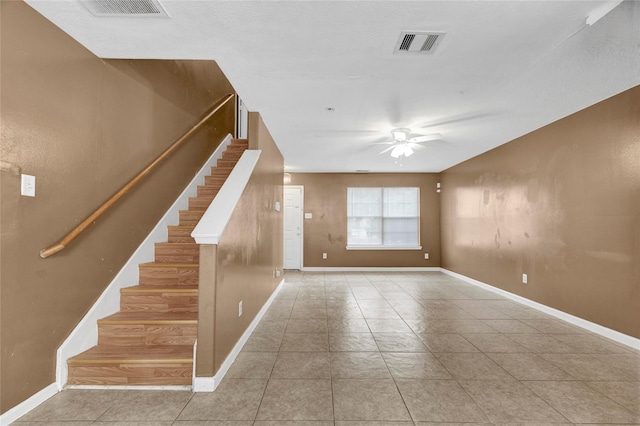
[154, 241, 199, 251]
[139, 262, 198, 268]
[121, 285, 198, 294]
[69, 345, 193, 364]
[99, 311, 197, 324]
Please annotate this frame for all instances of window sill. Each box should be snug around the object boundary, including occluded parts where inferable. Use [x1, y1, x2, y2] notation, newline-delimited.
[346, 245, 422, 251]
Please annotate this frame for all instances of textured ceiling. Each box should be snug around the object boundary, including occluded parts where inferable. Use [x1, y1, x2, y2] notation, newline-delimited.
[25, 0, 640, 172]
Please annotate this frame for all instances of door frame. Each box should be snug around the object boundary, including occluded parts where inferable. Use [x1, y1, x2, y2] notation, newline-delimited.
[283, 185, 304, 270]
[236, 95, 248, 139]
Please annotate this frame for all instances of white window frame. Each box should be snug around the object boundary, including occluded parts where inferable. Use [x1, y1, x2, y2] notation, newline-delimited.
[346, 186, 422, 250]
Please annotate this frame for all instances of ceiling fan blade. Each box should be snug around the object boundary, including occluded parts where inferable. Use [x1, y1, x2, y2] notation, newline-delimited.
[408, 133, 442, 143]
[415, 112, 496, 130]
[372, 141, 395, 145]
[407, 143, 426, 150]
[379, 145, 397, 154]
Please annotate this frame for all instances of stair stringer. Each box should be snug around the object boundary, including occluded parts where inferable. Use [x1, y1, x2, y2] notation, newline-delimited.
[56, 134, 233, 390]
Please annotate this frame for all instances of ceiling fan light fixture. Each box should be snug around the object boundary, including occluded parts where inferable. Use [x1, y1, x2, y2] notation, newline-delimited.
[382, 127, 437, 160]
[390, 145, 403, 158]
[391, 128, 410, 141]
[390, 143, 414, 158]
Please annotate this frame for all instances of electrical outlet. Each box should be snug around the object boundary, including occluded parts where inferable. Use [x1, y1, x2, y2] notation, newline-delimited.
[275, 269, 281, 277]
[522, 273, 528, 284]
[424, 253, 429, 260]
[238, 300, 243, 317]
[322, 253, 327, 259]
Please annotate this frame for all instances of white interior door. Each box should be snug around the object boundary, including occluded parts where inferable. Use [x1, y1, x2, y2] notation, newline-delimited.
[283, 186, 303, 270]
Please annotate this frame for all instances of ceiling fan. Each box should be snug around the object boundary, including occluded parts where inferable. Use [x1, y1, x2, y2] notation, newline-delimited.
[378, 128, 442, 159]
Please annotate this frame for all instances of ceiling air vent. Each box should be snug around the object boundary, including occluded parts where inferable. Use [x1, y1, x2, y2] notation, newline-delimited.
[82, 0, 169, 17]
[394, 31, 445, 54]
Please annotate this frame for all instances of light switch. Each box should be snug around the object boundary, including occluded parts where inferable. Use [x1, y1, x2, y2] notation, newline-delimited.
[21, 174, 36, 197]
[304, 213, 313, 219]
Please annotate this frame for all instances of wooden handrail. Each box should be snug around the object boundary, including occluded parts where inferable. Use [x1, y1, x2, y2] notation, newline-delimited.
[40, 93, 235, 259]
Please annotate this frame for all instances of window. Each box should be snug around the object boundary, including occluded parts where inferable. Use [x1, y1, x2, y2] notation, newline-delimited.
[347, 187, 421, 250]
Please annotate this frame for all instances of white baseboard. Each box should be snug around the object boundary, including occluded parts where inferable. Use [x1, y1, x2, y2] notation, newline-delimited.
[192, 376, 216, 393]
[64, 385, 191, 391]
[301, 267, 441, 272]
[55, 134, 233, 390]
[0, 383, 57, 426]
[441, 268, 640, 351]
[193, 278, 285, 392]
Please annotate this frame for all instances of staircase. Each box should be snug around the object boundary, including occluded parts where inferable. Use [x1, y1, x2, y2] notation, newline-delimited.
[67, 139, 249, 386]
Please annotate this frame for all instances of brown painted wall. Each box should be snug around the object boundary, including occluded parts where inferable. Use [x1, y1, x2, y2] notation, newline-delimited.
[441, 85, 640, 339]
[1, 1, 234, 413]
[196, 112, 284, 376]
[288, 173, 441, 268]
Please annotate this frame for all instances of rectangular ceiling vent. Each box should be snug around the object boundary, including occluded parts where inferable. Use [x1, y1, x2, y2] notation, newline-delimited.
[82, 0, 169, 17]
[394, 31, 445, 54]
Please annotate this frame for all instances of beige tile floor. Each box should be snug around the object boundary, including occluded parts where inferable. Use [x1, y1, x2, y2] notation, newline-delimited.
[15, 271, 640, 425]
